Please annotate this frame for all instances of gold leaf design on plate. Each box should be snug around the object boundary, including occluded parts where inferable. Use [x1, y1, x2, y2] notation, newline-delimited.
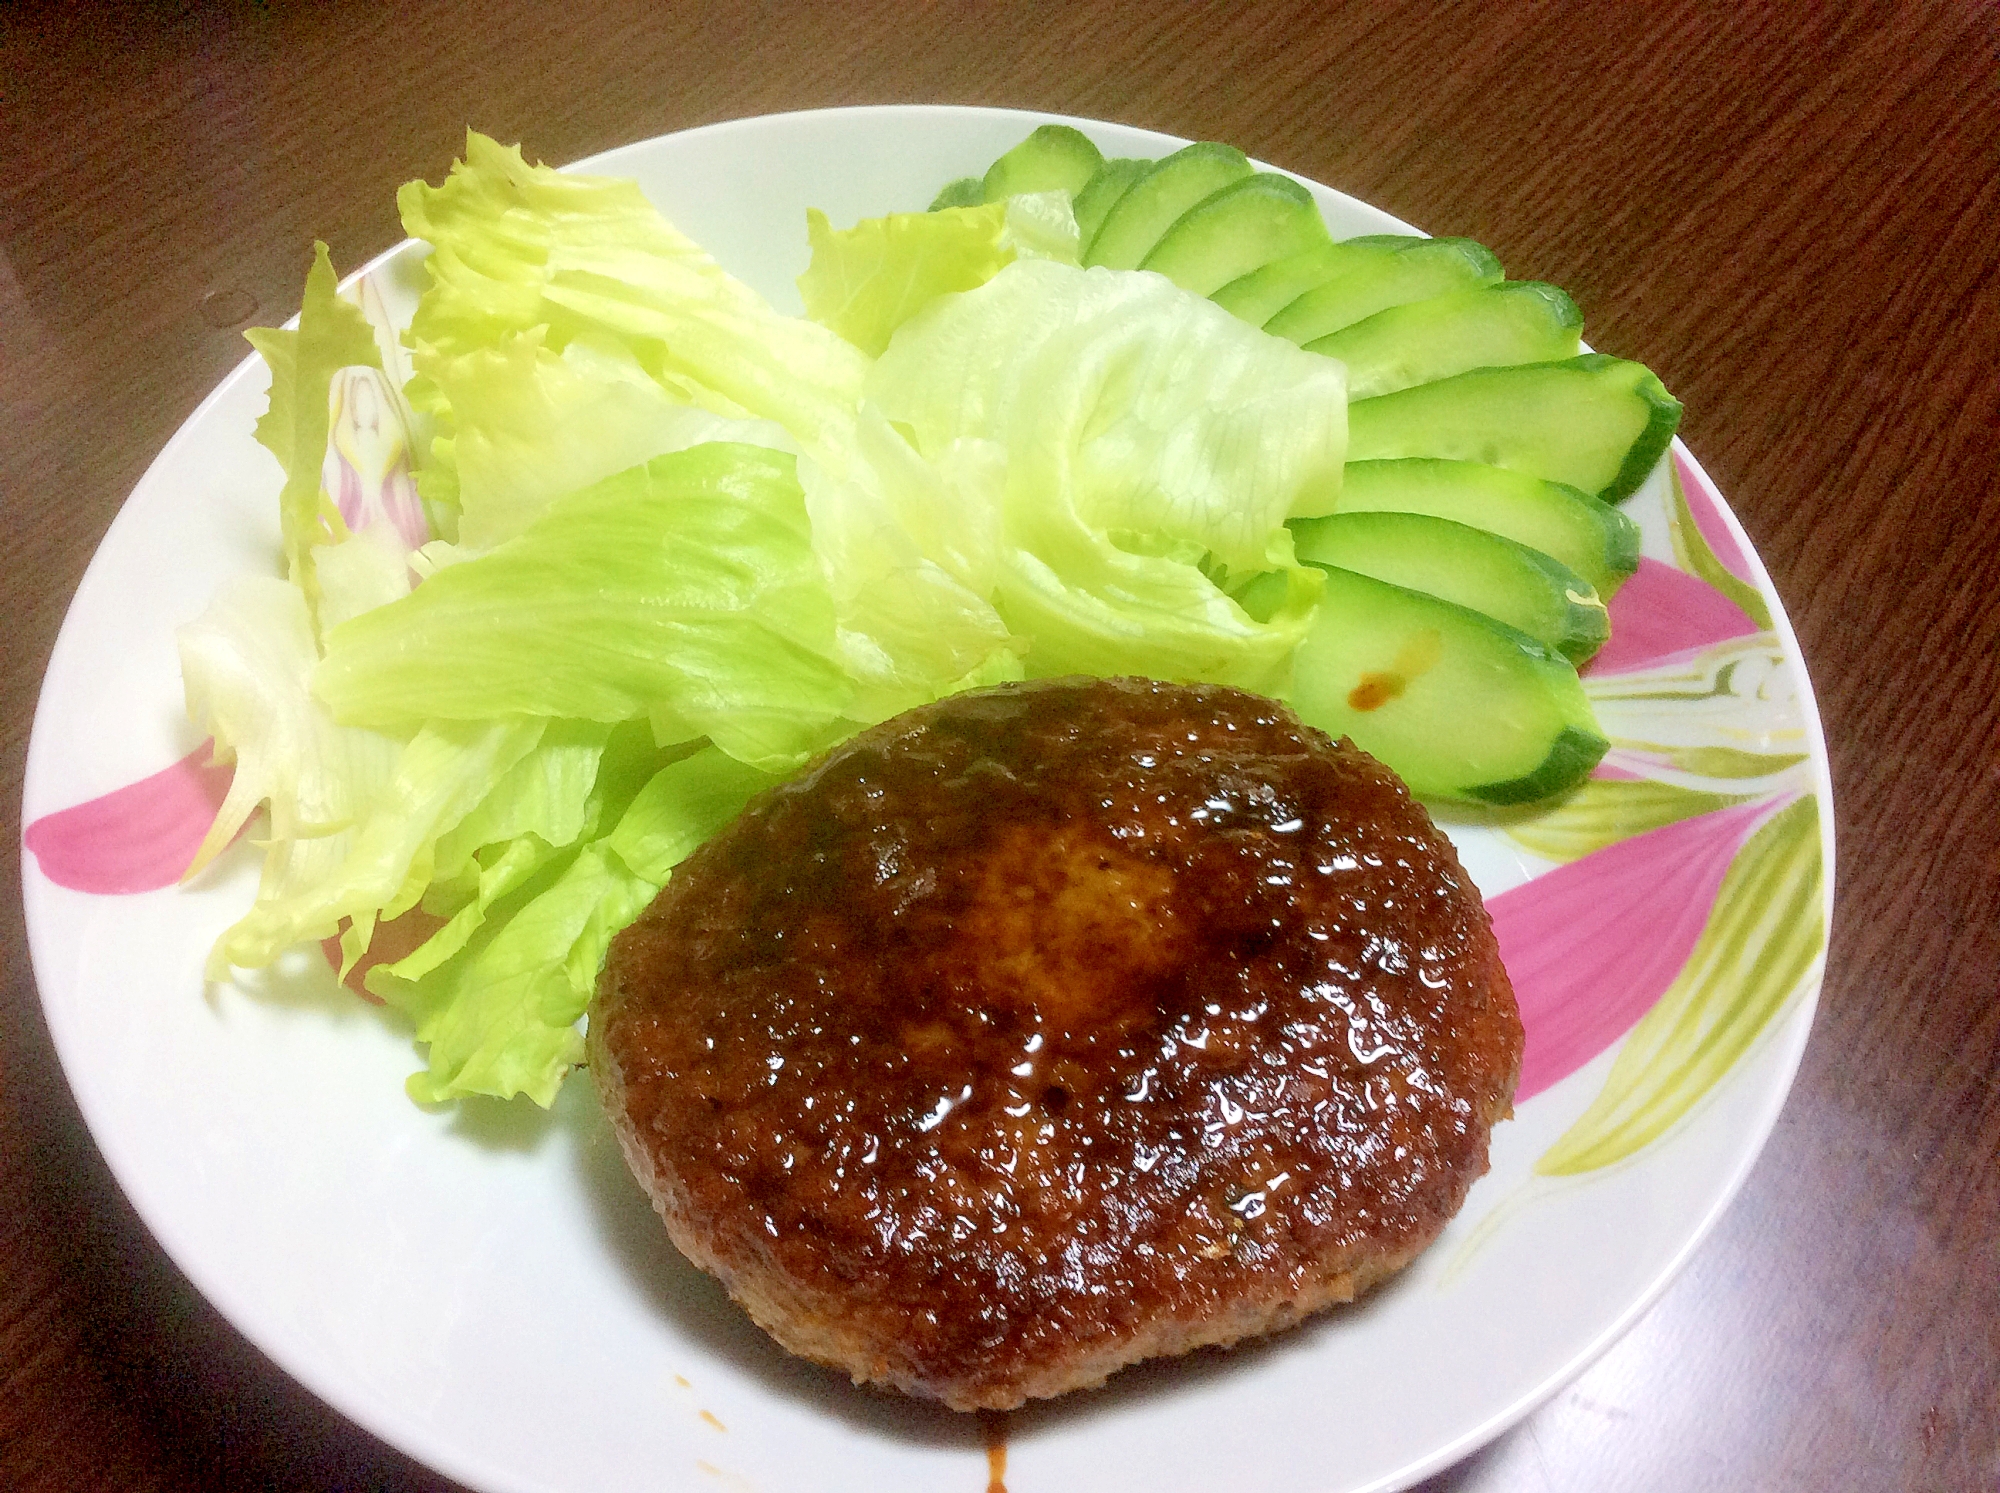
[1534, 794, 1824, 1175]
[1667, 458, 1771, 631]
[1505, 776, 1756, 863]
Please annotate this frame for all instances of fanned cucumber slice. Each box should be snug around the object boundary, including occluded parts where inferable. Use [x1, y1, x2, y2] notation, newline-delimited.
[1346, 354, 1683, 502]
[1085, 142, 1251, 269]
[1072, 157, 1149, 248]
[1139, 173, 1330, 297]
[1265, 237, 1502, 345]
[980, 124, 1104, 201]
[1210, 239, 1402, 326]
[1307, 281, 1583, 398]
[1340, 458, 1640, 599]
[1290, 510, 1609, 662]
[1286, 564, 1608, 804]
[1340, 234, 1428, 251]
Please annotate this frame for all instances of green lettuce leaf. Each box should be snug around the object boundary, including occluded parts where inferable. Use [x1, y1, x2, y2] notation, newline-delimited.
[177, 569, 609, 977]
[395, 842, 634, 1106]
[200, 139, 1369, 1109]
[423, 329, 792, 553]
[399, 132, 865, 458]
[314, 442, 855, 771]
[798, 194, 1079, 357]
[867, 259, 1343, 687]
[314, 524, 415, 633]
[377, 721, 650, 987]
[398, 133, 1017, 720]
[429, 718, 618, 885]
[388, 745, 779, 1106]
[243, 243, 384, 636]
[234, 717, 546, 974]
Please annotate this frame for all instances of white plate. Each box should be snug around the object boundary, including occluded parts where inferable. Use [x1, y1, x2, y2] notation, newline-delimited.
[21, 106, 1834, 1493]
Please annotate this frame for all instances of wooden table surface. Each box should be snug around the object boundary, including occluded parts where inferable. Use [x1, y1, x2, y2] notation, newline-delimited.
[3, 3, 1995, 1489]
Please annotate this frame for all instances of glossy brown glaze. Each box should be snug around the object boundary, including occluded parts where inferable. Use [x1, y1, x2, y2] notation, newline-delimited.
[592, 678, 1521, 1409]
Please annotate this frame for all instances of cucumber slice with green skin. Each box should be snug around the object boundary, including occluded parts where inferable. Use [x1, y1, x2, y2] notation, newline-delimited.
[1286, 564, 1608, 804]
[929, 177, 985, 211]
[1137, 173, 1330, 297]
[1340, 458, 1640, 599]
[1339, 234, 1430, 251]
[1290, 510, 1609, 662]
[980, 124, 1104, 202]
[1071, 157, 1150, 249]
[1210, 239, 1403, 325]
[1084, 142, 1252, 269]
[1306, 280, 1584, 398]
[1265, 237, 1503, 346]
[1346, 354, 1683, 503]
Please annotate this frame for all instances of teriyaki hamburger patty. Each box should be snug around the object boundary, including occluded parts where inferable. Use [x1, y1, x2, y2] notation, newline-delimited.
[590, 676, 1522, 1410]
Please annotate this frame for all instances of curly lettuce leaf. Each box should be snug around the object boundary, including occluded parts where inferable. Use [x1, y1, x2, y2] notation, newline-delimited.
[234, 718, 546, 974]
[200, 140, 1367, 1109]
[428, 718, 619, 887]
[387, 746, 779, 1106]
[420, 327, 800, 554]
[798, 194, 1079, 357]
[796, 404, 1022, 721]
[867, 259, 1343, 687]
[314, 442, 855, 771]
[369, 721, 649, 988]
[398, 133, 1017, 719]
[399, 132, 864, 458]
[176, 574, 594, 976]
[243, 244, 384, 635]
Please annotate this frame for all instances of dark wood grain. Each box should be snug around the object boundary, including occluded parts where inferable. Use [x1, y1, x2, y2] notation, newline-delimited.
[3, 2, 1995, 1489]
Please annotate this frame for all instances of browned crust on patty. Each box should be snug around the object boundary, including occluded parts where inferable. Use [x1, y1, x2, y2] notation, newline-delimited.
[591, 677, 1521, 1410]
